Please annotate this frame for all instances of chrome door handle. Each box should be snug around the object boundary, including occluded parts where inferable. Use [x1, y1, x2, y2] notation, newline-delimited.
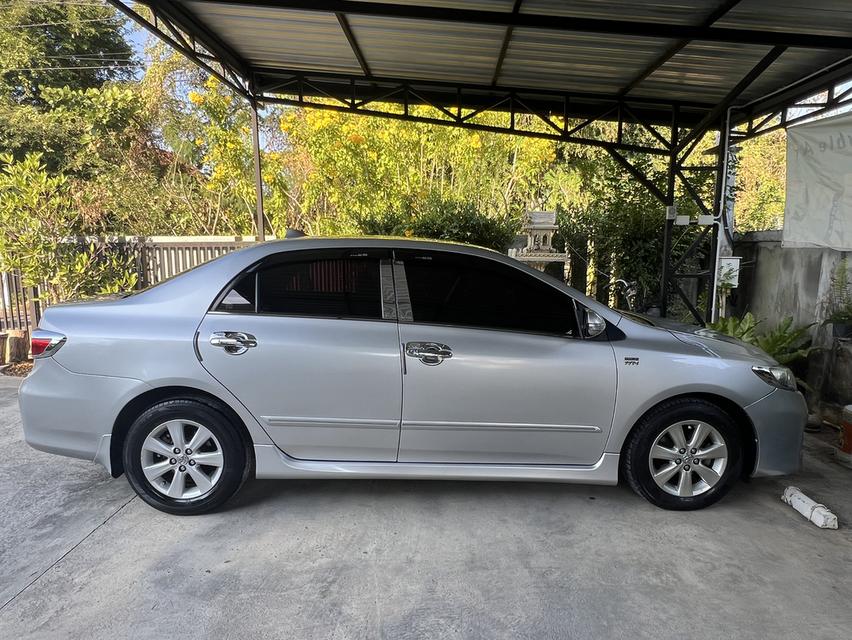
[210, 331, 257, 355]
[405, 342, 453, 366]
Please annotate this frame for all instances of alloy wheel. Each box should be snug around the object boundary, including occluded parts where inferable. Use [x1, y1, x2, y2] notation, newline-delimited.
[648, 420, 728, 498]
[140, 419, 224, 500]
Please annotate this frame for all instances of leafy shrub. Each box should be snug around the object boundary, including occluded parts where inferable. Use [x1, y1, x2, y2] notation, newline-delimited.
[0, 153, 138, 303]
[826, 257, 852, 325]
[357, 197, 520, 252]
[710, 313, 814, 365]
[708, 312, 759, 343]
[753, 317, 815, 366]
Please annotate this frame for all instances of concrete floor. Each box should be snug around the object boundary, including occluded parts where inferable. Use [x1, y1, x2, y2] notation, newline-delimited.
[1, 375, 851, 639]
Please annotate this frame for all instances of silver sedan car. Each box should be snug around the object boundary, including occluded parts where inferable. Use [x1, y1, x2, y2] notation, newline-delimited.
[19, 238, 806, 514]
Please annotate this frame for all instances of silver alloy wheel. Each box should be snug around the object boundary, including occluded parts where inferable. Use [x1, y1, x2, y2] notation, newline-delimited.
[140, 419, 224, 500]
[648, 420, 728, 498]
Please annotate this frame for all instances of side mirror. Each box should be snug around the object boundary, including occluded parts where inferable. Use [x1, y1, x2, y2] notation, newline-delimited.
[584, 308, 607, 338]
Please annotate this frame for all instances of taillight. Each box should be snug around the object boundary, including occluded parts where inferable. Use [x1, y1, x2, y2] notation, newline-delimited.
[31, 329, 66, 358]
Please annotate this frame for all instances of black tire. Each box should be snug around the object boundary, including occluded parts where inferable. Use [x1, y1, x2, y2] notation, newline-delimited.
[123, 398, 251, 515]
[623, 398, 742, 510]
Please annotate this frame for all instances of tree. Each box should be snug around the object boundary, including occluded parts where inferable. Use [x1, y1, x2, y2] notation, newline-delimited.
[279, 107, 555, 235]
[0, 153, 136, 301]
[0, 0, 133, 104]
[732, 130, 786, 232]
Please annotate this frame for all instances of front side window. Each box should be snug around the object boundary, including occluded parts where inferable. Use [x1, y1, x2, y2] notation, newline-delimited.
[216, 249, 385, 320]
[398, 250, 579, 336]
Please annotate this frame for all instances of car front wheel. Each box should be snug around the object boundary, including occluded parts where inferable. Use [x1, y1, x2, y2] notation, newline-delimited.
[623, 398, 742, 510]
[123, 399, 250, 515]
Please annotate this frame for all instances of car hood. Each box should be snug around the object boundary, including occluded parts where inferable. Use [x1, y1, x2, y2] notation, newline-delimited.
[622, 313, 777, 364]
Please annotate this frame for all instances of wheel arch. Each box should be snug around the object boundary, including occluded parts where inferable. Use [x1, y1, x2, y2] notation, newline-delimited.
[110, 385, 255, 478]
[619, 392, 757, 479]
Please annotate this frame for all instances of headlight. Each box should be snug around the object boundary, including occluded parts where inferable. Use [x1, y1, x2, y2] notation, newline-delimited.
[752, 365, 797, 391]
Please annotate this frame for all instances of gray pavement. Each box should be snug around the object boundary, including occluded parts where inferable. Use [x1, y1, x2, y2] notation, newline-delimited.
[0, 374, 850, 639]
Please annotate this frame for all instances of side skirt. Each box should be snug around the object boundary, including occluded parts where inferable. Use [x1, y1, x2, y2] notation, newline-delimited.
[253, 444, 620, 484]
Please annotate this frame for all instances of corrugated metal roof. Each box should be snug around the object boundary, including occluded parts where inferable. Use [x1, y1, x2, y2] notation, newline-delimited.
[718, 0, 852, 38]
[521, 0, 713, 25]
[632, 41, 777, 103]
[185, 2, 361, 73]
[499, 29, 666, 94]
[169, 0, 852, 124]
[347, 15, 505, 84]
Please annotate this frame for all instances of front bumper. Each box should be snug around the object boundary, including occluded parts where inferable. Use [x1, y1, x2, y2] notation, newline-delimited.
[745, 388, 807, 477]
[19, 358, 144, 473]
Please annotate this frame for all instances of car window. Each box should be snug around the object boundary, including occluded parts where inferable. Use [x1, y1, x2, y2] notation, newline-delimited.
[398, 250, 579, 336]
[217, 271, 256, 312]
[215, 249, 386, 319]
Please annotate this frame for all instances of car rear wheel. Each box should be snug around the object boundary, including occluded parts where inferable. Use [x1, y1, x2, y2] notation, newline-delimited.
[123, 399, 250, 515]
[623, 398, 742, 510]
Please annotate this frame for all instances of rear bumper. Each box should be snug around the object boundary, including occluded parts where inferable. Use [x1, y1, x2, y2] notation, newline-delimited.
[745, 388, 807, 477]
[18, 358, 144, 473]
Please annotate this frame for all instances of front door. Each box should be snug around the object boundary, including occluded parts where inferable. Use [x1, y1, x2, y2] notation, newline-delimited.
[197, 248, 402, 462]
[395, 249, 617, 465]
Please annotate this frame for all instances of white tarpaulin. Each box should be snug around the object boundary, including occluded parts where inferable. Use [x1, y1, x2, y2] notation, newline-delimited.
[785, 111, 852, 250]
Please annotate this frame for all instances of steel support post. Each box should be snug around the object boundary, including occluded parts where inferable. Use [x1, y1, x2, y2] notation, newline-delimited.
[708, 110, 733, 322]
[249, 97, 266, 242]
[659, 105, 679, 316]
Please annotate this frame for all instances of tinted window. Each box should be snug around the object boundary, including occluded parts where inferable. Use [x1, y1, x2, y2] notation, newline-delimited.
[217, 272, 256, 312]
[216, 250, 385, 319]
[257, 258, 380, 318]
[400, 250, 579, 336]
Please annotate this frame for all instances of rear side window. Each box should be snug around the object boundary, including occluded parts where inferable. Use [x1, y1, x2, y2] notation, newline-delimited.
[217, 272, 256, 312]
[258, 258, 380, 318]
[399, 250, 579, 336]
[216, 249, 385, 320]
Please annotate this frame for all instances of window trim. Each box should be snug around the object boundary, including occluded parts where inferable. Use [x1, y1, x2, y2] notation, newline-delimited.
[209, 248, 395, 323]
[394, 248, 590, 340]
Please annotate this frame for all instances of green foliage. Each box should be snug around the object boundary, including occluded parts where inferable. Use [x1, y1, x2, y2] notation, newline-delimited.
[708, 312, 759, 343]
[827, 257, 852, 324]
[551, 125, 715, 308]
[356, 197, 520, 251]
[53, 242, 138, 300]
[731, 130, 786, 232]
[753, 317, 815, 366]
[280, 106, 555, 236]
[710, 312, 814, 365]
[0, 154, 136, 301]
[0, 1, 133, 104]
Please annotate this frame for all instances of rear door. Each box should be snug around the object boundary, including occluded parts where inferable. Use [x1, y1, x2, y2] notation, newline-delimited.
[197, 248, 403, 461]
[395, 249, 617, 465]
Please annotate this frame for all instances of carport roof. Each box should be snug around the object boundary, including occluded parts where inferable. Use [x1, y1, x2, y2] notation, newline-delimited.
[118, 1, 852, 127]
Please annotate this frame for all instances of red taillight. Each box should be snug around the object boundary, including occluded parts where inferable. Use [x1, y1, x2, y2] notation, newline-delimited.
[30, 330, 66, 358]
[30, 338, 53, 356]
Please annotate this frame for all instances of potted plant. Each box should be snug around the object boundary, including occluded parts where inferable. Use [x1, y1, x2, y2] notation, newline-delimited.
[827, 304, 852, 339]
[826, 257, 852, 339]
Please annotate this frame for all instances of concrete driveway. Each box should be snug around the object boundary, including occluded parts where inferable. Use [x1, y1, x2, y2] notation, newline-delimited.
[1, 375, 851, 639]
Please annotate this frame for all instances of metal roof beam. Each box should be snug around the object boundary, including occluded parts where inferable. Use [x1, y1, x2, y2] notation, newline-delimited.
[215, 0, 852, 49]
[491, 0, 522, 87]
[679, 45, 786, 151]
[253, 67, 715, 110]
[733, 55, 852, 124]
[336, 12, 372, 78]
[254, 70, 712, 125]
[107, 0, 251, 97]
[144, 1, 252, 77]
[617, 0, 744, 97]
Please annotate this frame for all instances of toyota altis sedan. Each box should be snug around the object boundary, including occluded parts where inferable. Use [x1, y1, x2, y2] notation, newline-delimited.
[19, 238, 806, 515]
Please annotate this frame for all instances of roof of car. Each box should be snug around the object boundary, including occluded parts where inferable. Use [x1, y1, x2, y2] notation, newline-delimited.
[262, 235, 501, 253]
